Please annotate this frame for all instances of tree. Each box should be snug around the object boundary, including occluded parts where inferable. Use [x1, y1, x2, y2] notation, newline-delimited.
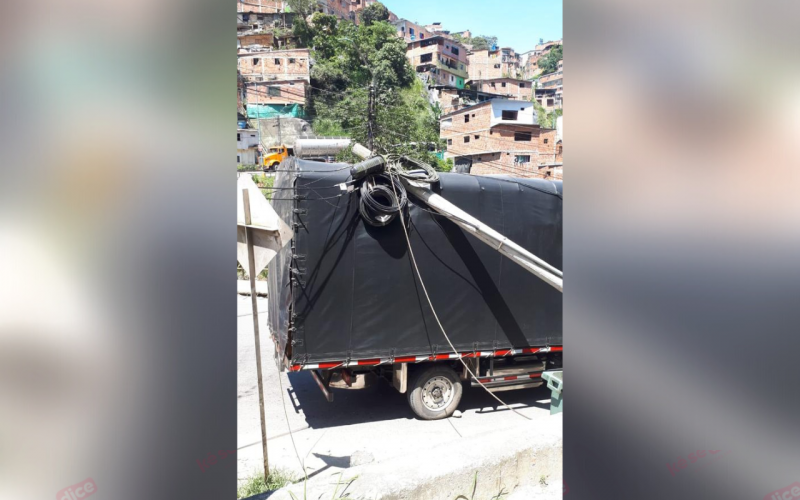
[286, 0, 316, 17]
[288, 0, 320, 47]
[538, 45, 563, 74]
[359, 2, 390, 26]
[308, 16, 439, 163]
[471, 35, 498, 51]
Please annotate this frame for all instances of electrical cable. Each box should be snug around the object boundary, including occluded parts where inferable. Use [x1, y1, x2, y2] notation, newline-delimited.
[388, 171, 533, 421]
[357, 173, 407, 227]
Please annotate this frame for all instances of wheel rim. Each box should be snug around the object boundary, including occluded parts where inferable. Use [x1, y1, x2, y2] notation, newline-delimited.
[421, 376, 455, 412]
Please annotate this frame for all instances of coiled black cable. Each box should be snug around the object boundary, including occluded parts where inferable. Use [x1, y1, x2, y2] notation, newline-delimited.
[358, 173, 408, 227]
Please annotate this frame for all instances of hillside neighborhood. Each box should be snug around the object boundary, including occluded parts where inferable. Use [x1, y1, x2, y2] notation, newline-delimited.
[237, 0, 562, 179]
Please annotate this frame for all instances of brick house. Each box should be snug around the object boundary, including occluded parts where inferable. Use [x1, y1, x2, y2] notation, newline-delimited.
[237, 0, 286, 14]
[472, 78, 533, 101]
[246, 80, 307, 106]
[524, 39, 562, 78]
[440, 99, 558, 179]
[237, 48, 310, 82]
[431, 86, 506, 115]
[392, 19, 432, 42]
[538, 62, 563, 103]
[237, 12, 300, 51]
[406, 36, 469, 89]
[468, 47, 522, 81]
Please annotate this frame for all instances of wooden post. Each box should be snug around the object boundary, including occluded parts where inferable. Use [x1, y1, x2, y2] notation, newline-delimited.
[242, 188, 270, 480]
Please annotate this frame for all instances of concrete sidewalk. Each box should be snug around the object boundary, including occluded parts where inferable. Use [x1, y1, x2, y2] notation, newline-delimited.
[237, 295, 563, 499]
[267, 415, 562, 500]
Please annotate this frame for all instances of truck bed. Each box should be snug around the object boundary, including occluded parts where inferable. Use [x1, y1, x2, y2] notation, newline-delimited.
[268, 158, 563, 369]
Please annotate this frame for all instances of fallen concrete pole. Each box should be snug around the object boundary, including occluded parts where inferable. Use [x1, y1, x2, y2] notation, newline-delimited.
[349, 143, 562, 293]
[402, 180, 563, 293]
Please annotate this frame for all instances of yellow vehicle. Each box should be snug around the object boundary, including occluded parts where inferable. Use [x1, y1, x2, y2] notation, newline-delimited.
[262, 145, 293, 171]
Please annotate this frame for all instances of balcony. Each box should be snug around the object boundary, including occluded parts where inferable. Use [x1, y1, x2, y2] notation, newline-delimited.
[436, 61, 468, 79]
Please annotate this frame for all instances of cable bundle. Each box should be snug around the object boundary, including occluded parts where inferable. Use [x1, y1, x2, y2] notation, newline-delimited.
[358, 173, 408, 227]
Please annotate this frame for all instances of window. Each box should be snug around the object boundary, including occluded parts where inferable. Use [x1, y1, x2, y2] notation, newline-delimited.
[243, 14, 250, 21]
[515, 155, 531, 163]
[474, 135, 480, 139]
[501, 82, 507, 88]
[557, 142, 563, 154]
[494, 64, 501, 68]
[289, 58, 296, 64]
[274, 58, 280, 65]
[447, 139, 453, 145]
[253, 58, 260, 65]
[237, 155, 241, 163]
[520, 83, 526, 88]
[465, 114, 470, 123]
[409, 28, 415, 35]
[464, 136, 470, 143]
[547, 99, 554, 106]
[237, 133, 241, 141]
[514, 131, 532, 141]
[543, 138, 549, 144]
[267, 86, 280, 96]
[502, 110, 518, 120]
[451, 47, 459, 56]
[420, 53, 432, 63]
[420, 33, 424, 39]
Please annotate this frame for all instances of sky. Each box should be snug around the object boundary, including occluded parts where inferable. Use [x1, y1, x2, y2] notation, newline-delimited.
[379, 0, 562, 53]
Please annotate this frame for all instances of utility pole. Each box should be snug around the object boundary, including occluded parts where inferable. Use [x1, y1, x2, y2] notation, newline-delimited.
[242, 189, 270, 481]
[367, 80, 376, 152]
[276, 114, 282, 146]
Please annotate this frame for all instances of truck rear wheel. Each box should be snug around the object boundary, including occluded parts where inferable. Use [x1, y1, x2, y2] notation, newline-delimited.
[407, 365, 462, 420]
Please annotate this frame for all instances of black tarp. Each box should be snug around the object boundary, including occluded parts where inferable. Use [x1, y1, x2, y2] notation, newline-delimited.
[268, 158, 562, 365]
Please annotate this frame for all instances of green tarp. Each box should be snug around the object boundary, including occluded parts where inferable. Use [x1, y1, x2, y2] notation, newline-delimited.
[247, 104, 305, 119]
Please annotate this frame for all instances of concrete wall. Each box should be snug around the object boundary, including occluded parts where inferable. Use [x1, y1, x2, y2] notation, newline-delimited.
[237, 129, 260, 150]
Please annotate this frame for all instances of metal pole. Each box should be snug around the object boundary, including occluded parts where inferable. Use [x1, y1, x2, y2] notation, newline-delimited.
[242, 189, 270, 480]
[367, 82, 375, 152]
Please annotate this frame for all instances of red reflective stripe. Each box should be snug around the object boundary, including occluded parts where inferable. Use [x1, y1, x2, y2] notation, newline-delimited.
[394, 356, 417, 363]
[504, 376, 517, 381]
[494, 349, 512, 356]
[356, 358, 381, 366]
[289, 365, 303, 372]
[430, 354, 450, 360]
[318, 362, 342, 369]
[550, 346, 563, 352]
[529, 373, 542, 378]
[478, 378, 491, 383]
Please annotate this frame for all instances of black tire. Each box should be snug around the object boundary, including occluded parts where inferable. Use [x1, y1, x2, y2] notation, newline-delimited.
[407, 364, 462, 420]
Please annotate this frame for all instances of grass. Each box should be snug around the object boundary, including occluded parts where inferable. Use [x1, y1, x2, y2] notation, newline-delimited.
[237, 468, 296, 499]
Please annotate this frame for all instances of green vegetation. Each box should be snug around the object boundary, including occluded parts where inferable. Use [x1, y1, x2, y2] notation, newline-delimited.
[531, 97, 562, 129]
[453, 34, 498, 52]
[359, 2, 390, 26]
[237, 468, 296, 499]
[295, 4, 447, 169]
[537, 45, 562, 74]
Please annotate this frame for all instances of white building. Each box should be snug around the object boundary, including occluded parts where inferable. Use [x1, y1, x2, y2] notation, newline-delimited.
[237, 128, 260, 166]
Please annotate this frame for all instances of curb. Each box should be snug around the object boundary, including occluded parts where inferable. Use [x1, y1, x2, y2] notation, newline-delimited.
[265, 416, 562, 500]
